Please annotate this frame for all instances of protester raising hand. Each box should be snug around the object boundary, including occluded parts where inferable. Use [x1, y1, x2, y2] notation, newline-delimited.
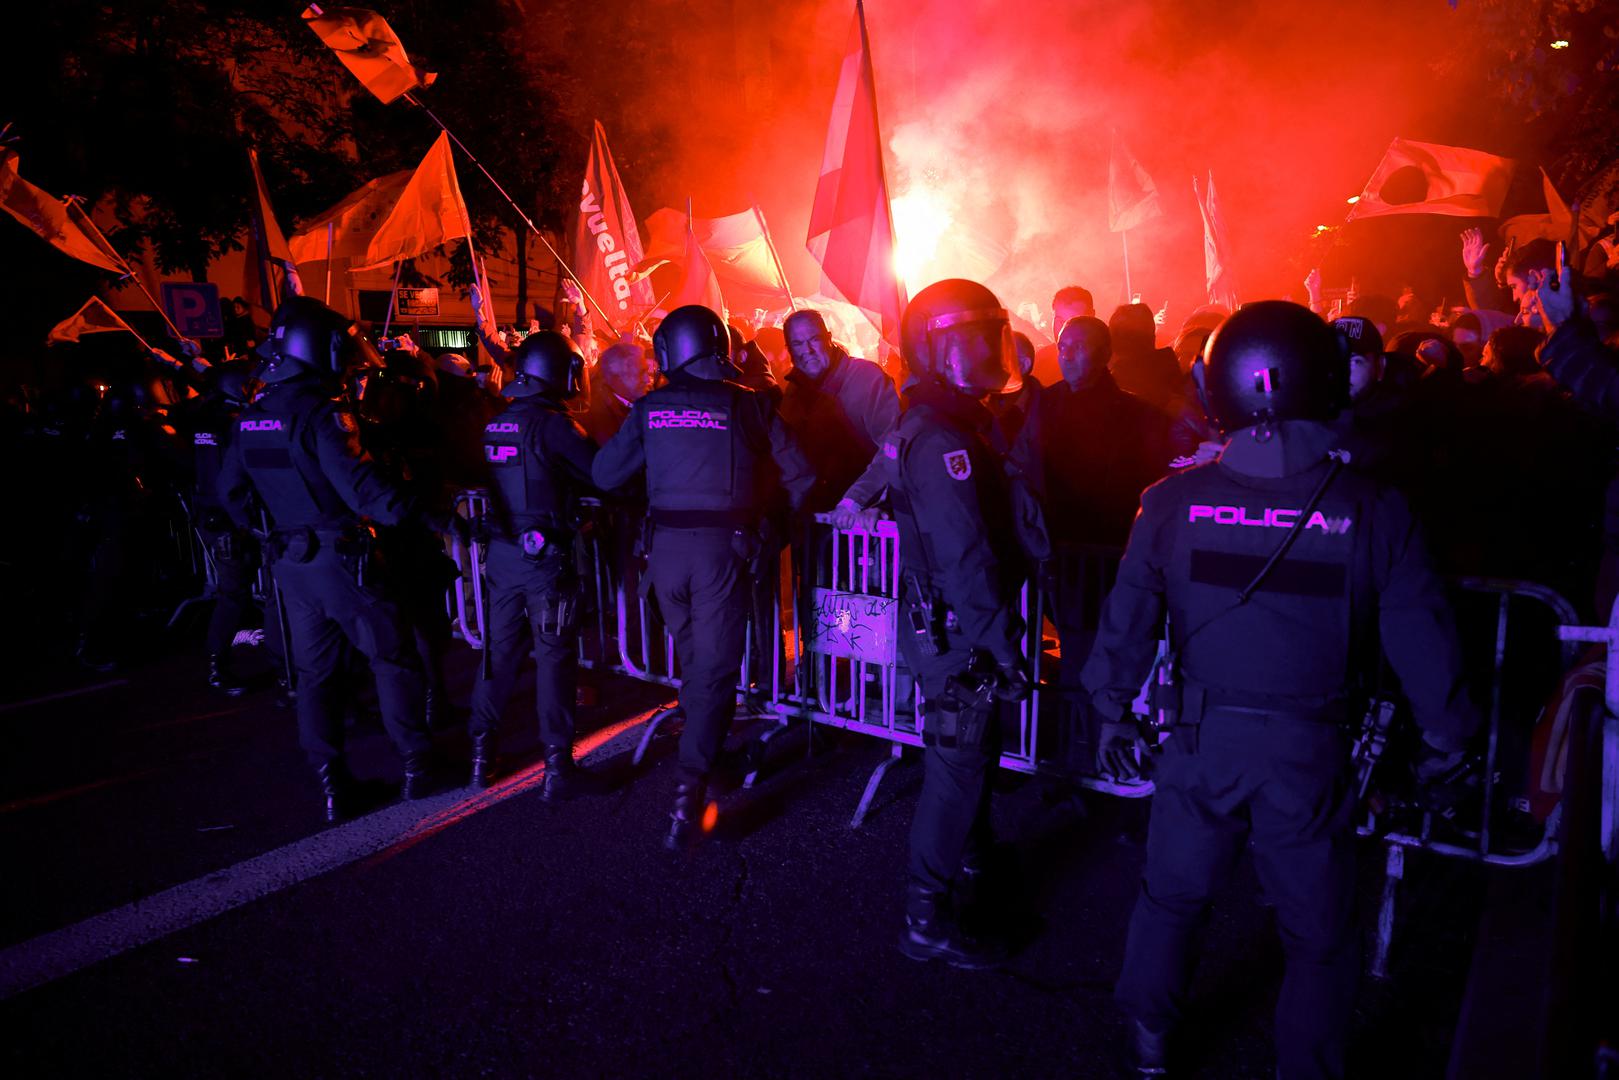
[1460, 228, 1489, 278]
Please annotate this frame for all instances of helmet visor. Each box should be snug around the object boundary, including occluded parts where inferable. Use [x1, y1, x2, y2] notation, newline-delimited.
[929, 307, 1020, 395]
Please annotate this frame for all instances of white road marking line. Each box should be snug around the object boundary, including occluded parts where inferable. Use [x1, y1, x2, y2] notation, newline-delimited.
[0, 708, 661, 1001]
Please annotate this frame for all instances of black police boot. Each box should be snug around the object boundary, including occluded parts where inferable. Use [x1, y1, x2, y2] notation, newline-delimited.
[468, 734, 495, 790]
[897, 882, 1007, 970]
[1127, 1019, 1170, 1077]
[315, 760, 352, 824]
[664, 776, 708, 850]
[539, 746, 576, 804]
[207, 653, 247, 696]
[401, 752, 434, 800]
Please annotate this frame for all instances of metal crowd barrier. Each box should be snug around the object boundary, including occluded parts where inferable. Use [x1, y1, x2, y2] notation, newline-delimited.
[446, 489, 491, 651]
[1358, 577, 1583, 977]
[444, 494, 786, 785]
[438, 493, 1614, 908]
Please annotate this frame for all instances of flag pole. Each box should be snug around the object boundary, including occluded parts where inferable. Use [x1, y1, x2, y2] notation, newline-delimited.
[65, 199, 188, 341]
[855, 0, 905, 353]
[324, 222, 335, 305]
[1122, 229, 1133, 302]
[382, 261, 404, 339]
[749, 195, 798, 312]
[401, 93, 620, 338]
[247, 151, 281, 311]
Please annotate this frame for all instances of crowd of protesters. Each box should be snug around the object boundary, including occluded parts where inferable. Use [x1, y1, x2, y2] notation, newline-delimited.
[4, 223, 1618, 691]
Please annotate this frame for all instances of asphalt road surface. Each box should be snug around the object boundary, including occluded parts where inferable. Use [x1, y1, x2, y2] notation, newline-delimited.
[0, 641, 1549, 1078]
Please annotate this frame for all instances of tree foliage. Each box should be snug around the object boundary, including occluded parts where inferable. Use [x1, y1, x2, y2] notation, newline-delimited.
[0, 0, 579, 280]
[1444, 0, 1619, 192]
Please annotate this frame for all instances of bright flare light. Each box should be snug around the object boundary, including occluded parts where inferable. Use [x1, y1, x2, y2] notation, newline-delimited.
[1346, 195, 1361, 204]
[891, 188, 955, 293]
[1550, 39, 1570, 49]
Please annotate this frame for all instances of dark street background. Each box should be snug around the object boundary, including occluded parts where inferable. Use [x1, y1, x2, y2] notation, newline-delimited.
[0, 642, 1550, 1078]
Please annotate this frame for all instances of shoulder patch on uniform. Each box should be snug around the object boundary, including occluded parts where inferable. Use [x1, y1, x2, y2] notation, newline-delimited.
[882, 439, 899, 460]
[942, 449, 972, 480]
[334, 411, 357, 433]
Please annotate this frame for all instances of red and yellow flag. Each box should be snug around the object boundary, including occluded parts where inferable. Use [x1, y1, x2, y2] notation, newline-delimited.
[350, 132, 471, 270]
[640, 205, 792, 312]
[249, 149, 295, 265]
[1347, 138, 1514, 221]
[47, 296, 145, 346]
[0, 153, 126, 274]
[287, 168, 414, 266]
[1109, 135, 1163, 234]
[301, 4, 436, 105]
[807, 1, 906, 346]
[670, 200, 727, 319]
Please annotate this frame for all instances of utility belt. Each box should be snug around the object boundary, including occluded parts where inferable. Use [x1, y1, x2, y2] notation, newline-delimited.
[1150, 668, 1351, 731]
[269, 523, 379, 585]
[492, 521, 573, 563]
[646, 507, 770, 576]
[648, 507, 757, 530]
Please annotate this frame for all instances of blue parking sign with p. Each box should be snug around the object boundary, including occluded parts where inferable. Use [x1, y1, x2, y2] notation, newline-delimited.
[162, 283, 224, 339]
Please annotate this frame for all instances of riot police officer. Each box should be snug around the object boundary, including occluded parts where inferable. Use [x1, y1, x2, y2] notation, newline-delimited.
[217, 296, 437, 822]
[1081, 301, 1479, 1078]
[183, 363, 260, 695]
[468, 331, 598, 796]
[878, 279, 1031, 969]
[592, 304, 814, 849]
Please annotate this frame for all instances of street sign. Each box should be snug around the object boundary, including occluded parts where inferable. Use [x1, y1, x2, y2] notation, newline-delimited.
[397, 287, 440, 317]
[161, 282, 224, 339]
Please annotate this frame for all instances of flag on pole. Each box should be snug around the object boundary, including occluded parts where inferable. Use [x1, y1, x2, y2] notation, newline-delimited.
[287, 169, 414, 265]
[244, 149, 295, 311]
[571, 121, 655, 321]
[0, 152, 127, 274]
[47, 296, 146, 346]
[351, 132, 471, 270]
[670, 199, 727, 317]
[1193, 171, 1238, 310]
[638, 206, 791, 311]
[806, 0, 905, 344]
[249, 150, 295, 265]
[1500, 168, 1577, 247]
[301, 4, 436, 105]
[1108, 135, 1162, 233]
[1347, 138, 1514, 221]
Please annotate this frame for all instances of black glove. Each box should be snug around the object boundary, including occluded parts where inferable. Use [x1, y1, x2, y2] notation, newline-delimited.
[993, 663, 1032, 703]
[1412, 732, 1468, 785]
[1097, 720, 1147, 781]
[428, 511, 471, 547]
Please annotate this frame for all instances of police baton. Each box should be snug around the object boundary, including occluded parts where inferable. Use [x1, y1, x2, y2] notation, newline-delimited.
[257, 506, 297, 694]
[473, 522, 493, 683]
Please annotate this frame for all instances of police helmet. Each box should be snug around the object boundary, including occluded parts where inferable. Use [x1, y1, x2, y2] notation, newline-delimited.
[652, 305, 735, 379]
[1204, 300, 1346, 434]
[505, 330, 584, 400]
[257, 296, 379, 384]
[210, 362, 258, 407]
[900, 279, 1020, 396]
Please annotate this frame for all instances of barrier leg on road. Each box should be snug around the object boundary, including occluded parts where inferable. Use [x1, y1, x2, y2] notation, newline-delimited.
[852, 744, 909, 829]
[632, 706, 682, 766]
[1371, 843, 1404, 979]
